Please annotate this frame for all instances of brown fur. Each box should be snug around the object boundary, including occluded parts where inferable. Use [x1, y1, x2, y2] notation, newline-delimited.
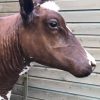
[0, 0, 96, 99]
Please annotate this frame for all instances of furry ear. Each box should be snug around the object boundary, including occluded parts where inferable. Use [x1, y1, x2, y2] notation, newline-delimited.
[19, 0, 34, 24]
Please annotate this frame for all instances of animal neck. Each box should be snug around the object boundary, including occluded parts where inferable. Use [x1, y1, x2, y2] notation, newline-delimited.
[10, 14, 33, 71]
[0, 14, 30, 97]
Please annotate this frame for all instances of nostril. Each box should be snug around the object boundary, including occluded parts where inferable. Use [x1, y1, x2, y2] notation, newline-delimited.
[92, 66, 95, 71]
[85, 49, 96, 67]
[91, 61, 96, 67]
[91, 61, 96, 71]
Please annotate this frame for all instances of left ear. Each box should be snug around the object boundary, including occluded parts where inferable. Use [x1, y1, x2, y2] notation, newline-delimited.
[19, 0, 34, 24]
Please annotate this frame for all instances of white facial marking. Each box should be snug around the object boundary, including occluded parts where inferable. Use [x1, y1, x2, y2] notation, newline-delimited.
[41, 1, 60, 12]
[67, 26, 72, 32]
[6, 91, 11, 100]
[85, 50, 96, 65]
[19, 66, 30, 76]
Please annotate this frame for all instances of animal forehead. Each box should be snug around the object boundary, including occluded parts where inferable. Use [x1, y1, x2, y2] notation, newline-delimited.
[33, 1, 60, 16]
[33, 2, 64, 25]
[35, 7, 64, 23]
[40, 1, 60, 12]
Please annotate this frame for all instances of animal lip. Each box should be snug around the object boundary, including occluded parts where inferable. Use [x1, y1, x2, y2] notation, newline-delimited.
[73, 68, 92, 78]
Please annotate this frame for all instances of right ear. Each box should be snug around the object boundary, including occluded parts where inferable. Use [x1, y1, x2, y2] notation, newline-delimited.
[19, 0, 34, 24]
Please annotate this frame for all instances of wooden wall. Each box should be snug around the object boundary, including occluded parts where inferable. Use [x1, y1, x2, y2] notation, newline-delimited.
[0, 0, 100, 100]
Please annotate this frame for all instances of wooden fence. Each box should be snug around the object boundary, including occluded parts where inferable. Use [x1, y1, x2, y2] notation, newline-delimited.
[0, 0, 100, 100]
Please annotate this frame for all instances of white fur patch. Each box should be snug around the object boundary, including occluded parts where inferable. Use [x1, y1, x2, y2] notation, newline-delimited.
[0, 96, 4, 100]
[19, 66, 30, 76]
[67, 26, 72, 32]
[0, 91, 11, 100]
[41, 1, 60, 12]
[6, 91, 11, 100]
[85, 50, 96, 66]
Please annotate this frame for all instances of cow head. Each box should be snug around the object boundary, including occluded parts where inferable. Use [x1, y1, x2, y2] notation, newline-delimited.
[19, 0, 96, 77]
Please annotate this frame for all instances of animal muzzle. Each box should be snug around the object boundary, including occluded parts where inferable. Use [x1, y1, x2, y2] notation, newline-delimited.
[74, 50, 96, 77]
[85, 50, 96, 71]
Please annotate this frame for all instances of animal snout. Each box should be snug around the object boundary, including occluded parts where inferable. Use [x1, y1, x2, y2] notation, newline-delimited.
[85, 50, 96, 70]
[90, 61, 96, 71]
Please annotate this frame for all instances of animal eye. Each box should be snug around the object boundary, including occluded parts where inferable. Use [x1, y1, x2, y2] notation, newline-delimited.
[48, 19, 59, 29]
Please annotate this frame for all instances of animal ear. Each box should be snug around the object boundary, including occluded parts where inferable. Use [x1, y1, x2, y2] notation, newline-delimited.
[19, 0, 34, 24]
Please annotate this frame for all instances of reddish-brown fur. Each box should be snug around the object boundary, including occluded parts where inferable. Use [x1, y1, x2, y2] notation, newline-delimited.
[0, 0, 96, 99]
[0, 14, 23, 99]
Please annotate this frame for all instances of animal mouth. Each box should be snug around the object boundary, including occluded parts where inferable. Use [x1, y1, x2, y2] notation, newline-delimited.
[74, 66, 94, 78]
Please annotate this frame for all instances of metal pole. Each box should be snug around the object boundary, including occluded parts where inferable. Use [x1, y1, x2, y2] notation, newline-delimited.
[23, 72, 28, 100]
